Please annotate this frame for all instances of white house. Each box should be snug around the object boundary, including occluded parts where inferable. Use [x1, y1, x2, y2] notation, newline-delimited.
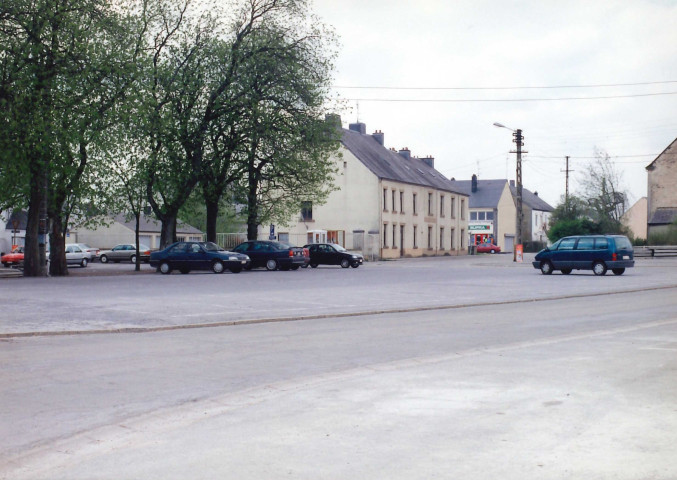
[274, 121, 469, 259]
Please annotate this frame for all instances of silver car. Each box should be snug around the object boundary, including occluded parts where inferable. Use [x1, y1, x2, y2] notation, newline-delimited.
[47, 244, 89, 267]
[99, 244, 151, 264]
[67, 243, 99, 261]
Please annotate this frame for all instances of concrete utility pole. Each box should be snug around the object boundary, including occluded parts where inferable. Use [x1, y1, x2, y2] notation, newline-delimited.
[561, 156, 574, 214]
[493, 122, 526, 262]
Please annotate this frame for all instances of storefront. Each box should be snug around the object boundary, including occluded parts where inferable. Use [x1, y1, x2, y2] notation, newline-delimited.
[469, 223, 495, 245]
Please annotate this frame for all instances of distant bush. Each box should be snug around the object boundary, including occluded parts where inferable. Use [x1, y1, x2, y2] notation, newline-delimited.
[648, 224, 677, 246]
[522, 241, 547, 253]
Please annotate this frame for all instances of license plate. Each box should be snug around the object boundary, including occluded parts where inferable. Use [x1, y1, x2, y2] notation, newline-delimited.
[623, 255, 630, 260]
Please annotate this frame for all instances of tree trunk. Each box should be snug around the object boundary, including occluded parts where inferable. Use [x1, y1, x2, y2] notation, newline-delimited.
[159, 214, 178, 249]
[246, 173, 259, 241]
[205, 196, 219, 243]
[134, 212, 141, 271]
[48, 218, 68, 276]
[23, 164, 48, 277]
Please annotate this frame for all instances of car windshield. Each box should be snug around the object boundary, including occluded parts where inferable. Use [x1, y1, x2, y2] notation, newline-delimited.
[275, 242, 297, 249]
[331, 244, 347, 252]
[202, 242, 224, 252]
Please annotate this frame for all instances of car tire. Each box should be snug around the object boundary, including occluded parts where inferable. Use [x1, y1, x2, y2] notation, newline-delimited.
[301, 264, 309, 268]
[490, 249, 496, 254]
[351, 263, 360, 268]
[310, 263, 318, 268]
[81, 258, 88, 268]
[561, 268, 572, 275]
[100, 255, 108, 264]
[180, 268, 190, 274]
[159, 262, 172, 274]
[592, 261, 607, 276]
[540, 261, 553, 275]
[229, 266, 242, 273]
[291, 265, 300, 270]
[244, 265, 252, 271]
[612, 268, 625, 275]
[3, 263, 9, 268]
[266, 259, 278, 271]
[340, 259, 350, 268]
[212, 261, 225, 274]
[130, 254, 136, 264]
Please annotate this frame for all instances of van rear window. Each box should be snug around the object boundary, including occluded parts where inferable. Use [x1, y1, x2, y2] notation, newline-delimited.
[614, 237, 632, 249]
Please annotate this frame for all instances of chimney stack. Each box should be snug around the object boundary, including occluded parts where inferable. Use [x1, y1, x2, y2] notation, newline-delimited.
[471, 174, 478, 193]
[349, 122, 366, 134]
[422, 156, 435, 168]
[372, 130, 384, 146]
[398, 147, 411, 160]
[510, 180, 515, 187]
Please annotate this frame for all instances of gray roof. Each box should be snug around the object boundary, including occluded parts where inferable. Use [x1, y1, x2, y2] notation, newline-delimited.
[646, 137, 677, 170]
[509, 185, 555, 212]
[341, 128, 467, 196]
[4, 210, 27, 231]
[648, 208, 677, 225]
[114, 214, 203, 235]
[448, 179, 507, 208]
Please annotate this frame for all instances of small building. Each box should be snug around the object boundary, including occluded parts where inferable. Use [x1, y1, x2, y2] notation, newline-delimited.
[72, 214, 203, 249]
[646, 137, 677, 237]
[509, 182, 554, 246]
[621, 197, 648, 240]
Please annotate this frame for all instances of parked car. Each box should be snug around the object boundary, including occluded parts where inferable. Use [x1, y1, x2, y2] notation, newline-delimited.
[99, 244, 151, 264]
[63, 244, 89, 267]
[303, 243, 364, 268]
[476, 242, 501, 254]
[533, 234, 634, 276]
[67, 243, 99, 261]
[232, 240, 306, 271]
[150, 241, 250, 274]
[1, 246, 24, 267]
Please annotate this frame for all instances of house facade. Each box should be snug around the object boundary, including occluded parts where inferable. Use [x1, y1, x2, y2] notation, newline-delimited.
[276, 121, 469, 259]
[646, 137, 677, 237]
[621, 197, 648, 240]
[509, 183, 554, 245]
[73, 214, 203, 249]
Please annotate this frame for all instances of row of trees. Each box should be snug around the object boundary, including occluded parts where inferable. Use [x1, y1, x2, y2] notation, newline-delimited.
[547, 150, 630, 242]
[0, 0, 342, 277]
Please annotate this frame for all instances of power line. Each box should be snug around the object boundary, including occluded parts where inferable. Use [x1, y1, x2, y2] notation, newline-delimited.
[528, 154, 658, 159]
[334, 80, 677, 91]
[340, 91, 677, 103]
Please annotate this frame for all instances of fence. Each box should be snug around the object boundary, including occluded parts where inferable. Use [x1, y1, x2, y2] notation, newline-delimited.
[633, 245, 677, 258]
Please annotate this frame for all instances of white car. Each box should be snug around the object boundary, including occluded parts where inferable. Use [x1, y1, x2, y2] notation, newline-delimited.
[67, 243, 99, 261]
[48, 244, 89, 267]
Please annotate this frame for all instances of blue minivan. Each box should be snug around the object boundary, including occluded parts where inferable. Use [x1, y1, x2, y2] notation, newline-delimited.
[533, 235, 634, 276]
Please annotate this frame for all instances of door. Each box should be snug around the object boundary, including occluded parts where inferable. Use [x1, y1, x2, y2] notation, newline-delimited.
[551, 237, 577, 268]
[504, 235, 514, 253]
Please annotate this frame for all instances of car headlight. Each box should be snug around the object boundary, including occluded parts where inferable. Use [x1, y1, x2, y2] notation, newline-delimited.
[351, 255, 358, 259]
[229, 256, 239, 261]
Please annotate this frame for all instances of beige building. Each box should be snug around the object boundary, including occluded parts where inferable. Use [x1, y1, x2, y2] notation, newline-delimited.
[277, 121, 469, 259]
[646, 137, 677, 237]
[621, 197, 647, 240]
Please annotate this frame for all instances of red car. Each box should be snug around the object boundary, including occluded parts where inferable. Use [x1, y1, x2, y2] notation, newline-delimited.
[1, 246, 24, 267]
[476, 242, 501, 254]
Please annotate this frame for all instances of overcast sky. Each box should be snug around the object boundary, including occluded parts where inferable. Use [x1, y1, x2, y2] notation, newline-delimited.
[312, 0, 677, 208]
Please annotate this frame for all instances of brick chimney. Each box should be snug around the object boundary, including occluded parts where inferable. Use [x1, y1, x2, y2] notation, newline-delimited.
[422, 156, 435, 168]
[372, 130, 384, 146]
[398, 147, 411, 160]
[471, 174, 478, 193]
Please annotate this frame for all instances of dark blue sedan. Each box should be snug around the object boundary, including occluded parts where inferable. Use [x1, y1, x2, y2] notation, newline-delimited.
[150, 241, 251, 274]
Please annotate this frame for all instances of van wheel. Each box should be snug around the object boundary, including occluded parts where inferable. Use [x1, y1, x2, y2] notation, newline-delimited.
[612, 268, 625, 275]
[592, 261, 607, 276]
[561, 268, 572, 275]
[540, 261, 553, 275]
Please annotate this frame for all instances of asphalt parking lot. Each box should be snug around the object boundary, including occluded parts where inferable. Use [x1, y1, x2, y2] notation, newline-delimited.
[2, 253, 677, 337]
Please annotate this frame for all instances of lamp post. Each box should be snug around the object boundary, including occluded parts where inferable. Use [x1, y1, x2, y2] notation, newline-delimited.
[493, 122, 525, 262]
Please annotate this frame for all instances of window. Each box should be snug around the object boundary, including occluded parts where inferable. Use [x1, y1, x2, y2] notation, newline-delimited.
[440, 227, 445, 249]
[392, 190, 397, 213]
[451, 197, 456, 218]
[595, 238, 609, 250]
[461, 199, 466, 219]
[470, 212, 478, 221]
[383, 188, 388, 211]
[278, 233, 289, 243]
[413, 193, 417, 215]
[428, 193, 433, 216]
[383, 223, 388, 247]
[400, 191, 404, 213]
[451, 228, 455, 249]
[559, 238, 577, 250]
[486, 211, 494, 220]
[392, 224, 397, 247]
[301, 201, 313, 221]
[461, 229, 465, 248]
[427, 226, 433, 249]
[440, 195, 445, 217]
[576, 237, 594, 250]
[478, 212, 485, 221]
[413, 225, 418, 248]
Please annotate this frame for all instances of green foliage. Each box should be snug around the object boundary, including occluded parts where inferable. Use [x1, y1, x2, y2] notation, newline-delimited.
[547, 218, 601, 242]
[648, 221, 677, 246]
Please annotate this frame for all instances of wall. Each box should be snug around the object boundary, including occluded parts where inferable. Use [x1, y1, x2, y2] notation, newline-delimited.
[647, 142, 677, 221]
[621, 197, 647, 240]
[496, 183, 517, 252]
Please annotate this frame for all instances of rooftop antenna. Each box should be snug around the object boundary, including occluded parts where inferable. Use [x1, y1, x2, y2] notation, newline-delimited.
[356, 100, 360, 122]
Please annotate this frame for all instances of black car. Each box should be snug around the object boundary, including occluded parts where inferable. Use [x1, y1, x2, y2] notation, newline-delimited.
[232, 240, 306, 271]
[150, 241, 250, 274]
[304, 243, 364, 268]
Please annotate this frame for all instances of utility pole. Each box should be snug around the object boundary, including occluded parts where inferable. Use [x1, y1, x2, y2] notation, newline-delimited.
[561, 156, 574, 214]
[512, 129, 524, 262]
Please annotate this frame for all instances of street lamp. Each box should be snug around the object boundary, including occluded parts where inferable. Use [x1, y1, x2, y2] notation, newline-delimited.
[494, 122, 525, 262]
